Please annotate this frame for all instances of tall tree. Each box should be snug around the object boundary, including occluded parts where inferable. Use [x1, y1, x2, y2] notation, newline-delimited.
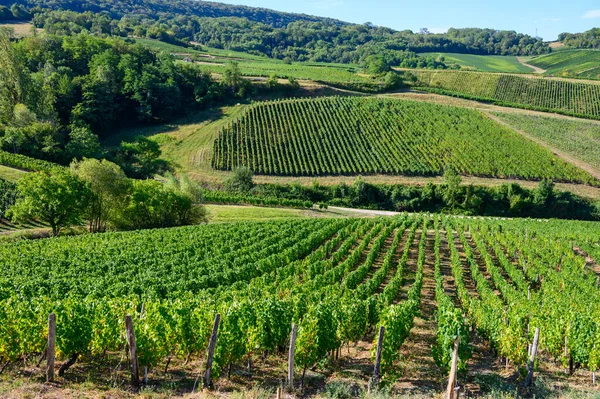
[9, 169, 92, 236]
[0, 28, 26, 124]
[70, 158, 130, 233]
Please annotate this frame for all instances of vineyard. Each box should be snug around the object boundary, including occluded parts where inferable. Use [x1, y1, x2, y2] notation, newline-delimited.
[212, 96, 596, 184]
[492, 112, 600, 170]
[409, 70, 600, 119]
[527, 50, 600, 80]
[0, 177, 17, 219]
[0, 215, 599, 395]
[418, 53, 532, 73]
[0, 150, 62, 173]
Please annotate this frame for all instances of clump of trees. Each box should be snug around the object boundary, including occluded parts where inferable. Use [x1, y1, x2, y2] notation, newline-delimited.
[558, 28, 600, 49]
[8, 159, 207, 236]
[0, 4, 31, 21]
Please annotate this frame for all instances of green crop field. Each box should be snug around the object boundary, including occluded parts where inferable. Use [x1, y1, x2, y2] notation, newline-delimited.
[212, 96, 595, 184]
[492, 112, 600, 170]
[420, 52, 533, 73]
[0, 214, 599, 394]
[527, 49, 600, 80]
[409, 69, 600, 119]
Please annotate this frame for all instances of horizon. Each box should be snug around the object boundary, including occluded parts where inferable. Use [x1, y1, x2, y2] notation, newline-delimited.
[208, 0, 599, 41]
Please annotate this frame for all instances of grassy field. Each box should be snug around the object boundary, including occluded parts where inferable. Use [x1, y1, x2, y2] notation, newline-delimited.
[205, 204, 332, 222]
[420, 52, 533, 73]
[527, 49, 600, 80]
[0, 165, 26, 181]
[0, 21, 41, 38]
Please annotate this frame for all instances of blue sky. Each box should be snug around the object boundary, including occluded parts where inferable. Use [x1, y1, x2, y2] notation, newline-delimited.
[210, 0, 599, 41]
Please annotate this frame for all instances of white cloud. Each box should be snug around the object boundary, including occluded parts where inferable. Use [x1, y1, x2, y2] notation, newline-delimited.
[582, 10, 600, 19]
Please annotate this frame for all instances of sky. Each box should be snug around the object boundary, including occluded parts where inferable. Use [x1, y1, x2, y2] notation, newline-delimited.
[208, 0, 600, 41]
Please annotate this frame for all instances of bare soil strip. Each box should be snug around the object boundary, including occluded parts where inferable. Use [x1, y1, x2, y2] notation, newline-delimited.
[517, 57, 546, 74]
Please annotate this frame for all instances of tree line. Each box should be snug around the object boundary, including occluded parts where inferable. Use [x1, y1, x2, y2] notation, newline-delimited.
[5, 0, 551, 64]
[226, 167, 600, 221]
[558, 28, 600, 49]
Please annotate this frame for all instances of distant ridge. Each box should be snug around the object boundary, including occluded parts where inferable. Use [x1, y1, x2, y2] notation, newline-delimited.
[2, 0, 348, 28]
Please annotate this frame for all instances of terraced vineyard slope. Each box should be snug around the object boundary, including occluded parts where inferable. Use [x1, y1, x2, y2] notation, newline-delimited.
[409, 69, 600, 119]
[212, 97, 596, 184]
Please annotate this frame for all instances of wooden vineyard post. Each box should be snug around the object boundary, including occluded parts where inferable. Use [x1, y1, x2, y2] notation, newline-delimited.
[203, 314, 221, 390]
[276, 386, 282, 399]
[368, 326, 385, 393]
[446, 335, 461, 399]
[525, 328, 541, 387]
[287, 323, 297, 390]
[125, 315, 140, 389]
[46, 313, 56, 383]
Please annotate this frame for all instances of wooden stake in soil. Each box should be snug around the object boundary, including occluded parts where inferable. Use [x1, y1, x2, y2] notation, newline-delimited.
[276, 387, 282, 399]
[46, 313, 56, 383]
[287, 323, 298, 389]
[446, 335, 461, 399]
[368, 326, 385, 392]
[125, 315, 140, 389]
[525, 328, 540, 387]
[203, 313, 221, 390]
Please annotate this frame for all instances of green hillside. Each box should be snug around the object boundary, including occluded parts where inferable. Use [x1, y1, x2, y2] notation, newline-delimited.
[409, 69, 600, 119]
[420, 52, 533, 73]
[212, 96, 595, 184]
[492, 112, 600, 170]
[527, 49, 600, 80]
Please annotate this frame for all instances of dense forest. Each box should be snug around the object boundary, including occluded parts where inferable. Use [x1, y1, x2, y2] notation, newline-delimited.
[558, 28, 600, 49]
[0, 0, 342, 28]
[0, 29, 257, 176]
[1, 0, 550, 63]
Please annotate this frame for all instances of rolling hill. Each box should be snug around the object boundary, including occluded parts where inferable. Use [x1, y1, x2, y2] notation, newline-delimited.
[419, 52, 533, 73]
[408, 69, 600, 119]
[527, 49, 600, 80]
[211, 96, 596, 184]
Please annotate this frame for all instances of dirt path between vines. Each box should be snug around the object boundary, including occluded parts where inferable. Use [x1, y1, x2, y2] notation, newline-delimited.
[517, 57, 546, 74]
[395, 230, 442, 395]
